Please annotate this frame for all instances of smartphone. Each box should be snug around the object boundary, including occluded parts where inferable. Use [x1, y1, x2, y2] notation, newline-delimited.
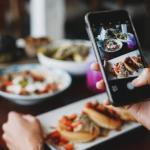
[85, 10, 150, 106]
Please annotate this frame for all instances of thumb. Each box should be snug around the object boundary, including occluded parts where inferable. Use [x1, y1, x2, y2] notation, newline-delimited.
[132, 68, 150, 87]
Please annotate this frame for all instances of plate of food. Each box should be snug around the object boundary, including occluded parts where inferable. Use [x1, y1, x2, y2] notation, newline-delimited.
[0, 64, 72, 105]
[37, 92, 140, 150]
[116, 33, 134, 43]
[37, 39, 92, 75]
[107, 50, 144, 80]
[101, 39, 123, 53]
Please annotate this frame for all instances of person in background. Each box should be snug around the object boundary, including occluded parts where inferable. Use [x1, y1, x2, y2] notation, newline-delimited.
[2, 62, 150, 150]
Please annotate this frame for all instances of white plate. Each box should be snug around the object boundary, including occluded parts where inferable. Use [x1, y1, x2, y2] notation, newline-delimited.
[116, 33, 134, 43]
[0, 64, 72, 105]
[101, 39, 123, 53]
[107, 50, 144, 81]
[37, 39, 93, 76]
[37, 92, 141, 150]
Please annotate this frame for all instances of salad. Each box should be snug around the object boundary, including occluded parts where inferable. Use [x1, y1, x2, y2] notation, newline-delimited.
[0, 70, 61, 95]
[38, 44, 89, 62]
[103, 39, 121, 52]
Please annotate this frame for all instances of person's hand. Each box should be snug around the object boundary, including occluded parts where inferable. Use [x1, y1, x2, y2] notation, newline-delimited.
[91, 62, 150, 130]
[2, 111, 44, 150]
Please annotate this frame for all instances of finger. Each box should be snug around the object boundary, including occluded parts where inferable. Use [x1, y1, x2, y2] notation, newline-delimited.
[124, 101, 150, 130]
[8, 111, 22, 121]
[2, 133, 16, 149]
[103, 98, 110, 105]
[132, 68, 150, 87]
[2, 123, 7, 131]
[5, 142, 15, 150]
[2, 133, 12, 141]
[22, 115, 43, 136]
[96, 80, 105, 90]
[22, 114, 39, 123]
[91, 62, 100, 71]
[2, 133, 8, 141]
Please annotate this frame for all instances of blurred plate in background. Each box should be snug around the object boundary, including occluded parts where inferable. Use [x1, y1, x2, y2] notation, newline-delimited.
[0, 64, 72, 105]
[37, 39, 92, 75]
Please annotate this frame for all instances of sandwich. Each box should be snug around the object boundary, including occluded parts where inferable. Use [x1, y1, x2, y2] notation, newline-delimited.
[57, 113, 100, 143]
[130, 56, 143, 68]
[123, 57, 138, 73]
[114, 62, 129, 77]
[105, 105, 136, 121]
[82, 102, 121, 130]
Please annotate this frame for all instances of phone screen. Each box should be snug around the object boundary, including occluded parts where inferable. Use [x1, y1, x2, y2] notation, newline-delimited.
[87, 10, 150, 106]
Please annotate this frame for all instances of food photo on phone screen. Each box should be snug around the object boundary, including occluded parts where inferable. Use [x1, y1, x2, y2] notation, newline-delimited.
[93, 22, 144, 81]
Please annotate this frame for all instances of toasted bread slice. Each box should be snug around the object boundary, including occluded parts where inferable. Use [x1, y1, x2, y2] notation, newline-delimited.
[105, 105, 136, 121]
[57, 114, 100, 143]
[57, 121, 100, 143]
[131, 56, 143, 68]
[124, 57, 138, 73]
[114, 62, 129, 77]
[82, 105, 121, 130]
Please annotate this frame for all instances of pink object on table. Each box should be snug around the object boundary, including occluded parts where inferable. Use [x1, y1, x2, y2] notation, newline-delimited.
[86, 62, 105, 93]
[127, 34, 136, 50]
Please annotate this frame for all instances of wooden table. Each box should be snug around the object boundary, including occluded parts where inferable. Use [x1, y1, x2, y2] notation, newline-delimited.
[0, 64, 150, 150]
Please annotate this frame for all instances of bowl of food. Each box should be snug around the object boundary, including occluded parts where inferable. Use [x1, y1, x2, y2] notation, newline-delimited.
[101, 39, 123, 52]
[0, 64, 72, 105]
[115, 33, 128, 42]
[115, 32, 135, 43]
[37, 39, 92, 75]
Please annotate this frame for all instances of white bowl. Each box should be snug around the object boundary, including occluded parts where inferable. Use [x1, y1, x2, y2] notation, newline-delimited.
[116, 33, 134, 43]
[0, 64, 72, 105]
[37, 39, 92, 76]
[101, 39, 123, 53]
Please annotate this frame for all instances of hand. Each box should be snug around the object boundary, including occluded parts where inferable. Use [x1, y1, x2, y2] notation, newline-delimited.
[91, 62, 150, 130]
[2, 111, 44, 150]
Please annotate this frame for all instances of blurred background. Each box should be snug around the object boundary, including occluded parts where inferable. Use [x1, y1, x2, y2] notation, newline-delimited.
[0, 0, 150, 63]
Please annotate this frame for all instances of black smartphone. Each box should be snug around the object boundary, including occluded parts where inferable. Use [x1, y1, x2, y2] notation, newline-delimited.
[85, 10, 150, 106]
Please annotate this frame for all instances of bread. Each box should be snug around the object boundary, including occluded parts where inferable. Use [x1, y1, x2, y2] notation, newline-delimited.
[105, 105, 136, 121]
[123, 57, 138, 73]
[82, 102, 121, 129]
[57, 114, 100, 143]
[131, 56, 143, 68]
[114, 62, 129, 77]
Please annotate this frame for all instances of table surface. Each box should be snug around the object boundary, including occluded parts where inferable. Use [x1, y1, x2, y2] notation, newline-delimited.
[0, 61, 150, 150]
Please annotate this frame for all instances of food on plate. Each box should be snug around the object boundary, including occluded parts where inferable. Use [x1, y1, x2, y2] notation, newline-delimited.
[116, 33, 127, 40]
[105, 105, 136, 121]
[45, 99, 138, 149]
[103, 40, 121, 52]
[46, 130, 74, 150]
[110, 54, 144, 78]
[123, 57, 138, 73]
[38, 43, 89, 62]
[0, 70, 61, 95]
[131, 56, 143, 68]
[82, 101, 121, 129]
[114, 62, 129, 77]
[57, 114, 100, 143]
